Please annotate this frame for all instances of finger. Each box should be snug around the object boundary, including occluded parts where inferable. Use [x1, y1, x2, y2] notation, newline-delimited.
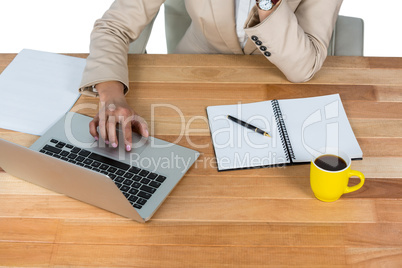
[122, 118, 133, 152]
[107, 116, 118, 148]
[89, 116, 100, 140]
[98, 117, 108, 144]
[132, 115, 149, 137]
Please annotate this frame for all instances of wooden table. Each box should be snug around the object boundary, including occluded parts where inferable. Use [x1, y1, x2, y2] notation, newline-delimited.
[0, 54, 401, 267]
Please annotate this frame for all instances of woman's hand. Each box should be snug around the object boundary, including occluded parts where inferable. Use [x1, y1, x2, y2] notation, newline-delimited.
[89, 81, 149, 151]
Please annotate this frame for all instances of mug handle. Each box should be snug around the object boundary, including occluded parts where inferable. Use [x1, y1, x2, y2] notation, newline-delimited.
[344, 170, 365, 194]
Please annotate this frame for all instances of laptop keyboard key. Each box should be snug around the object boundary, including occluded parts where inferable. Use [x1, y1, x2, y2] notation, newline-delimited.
[91, 161, 101, 168]
[156, 175, 166, 183]
[149, 181, 161, 188]
[55, 143, 65, 149]
[71, 147, 81, 154]
[128, 166, 141, 174]
[123, 179, 133, 186]
[99, 164, 109, 170]
[124, 172, 134, 179]
[120, 185, 130, 192]
[107, 167, 117, 173]
[140, 185, 156, 194]
[133, 175, 142, 182]
[132, 182, 141, 189]
[43, 145, 61, 154]
[76, 156, 85, 162]
[139, 170, 149, 177]
[137, 198, 147, 205]
[115, 170, 125, 176]
[115, 176, 124, 183]
[141, 178, 151, 185]
[128, 195, 138, 203]
[83, 159, 93, 165]
[138, 191, 152, 199]
[129, 188, 139, 195]
[78, 149, 91, 157]
[147, 172, 158, 180]
[67, 153, 77, 159]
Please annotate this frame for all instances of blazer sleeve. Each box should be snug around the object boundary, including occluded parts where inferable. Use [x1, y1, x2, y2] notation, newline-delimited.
[79, 0, 164, 97]
[244, 0, 343, 83]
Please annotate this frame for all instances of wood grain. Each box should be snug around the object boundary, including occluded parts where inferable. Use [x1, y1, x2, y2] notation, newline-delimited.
[0, 54, 401, 267]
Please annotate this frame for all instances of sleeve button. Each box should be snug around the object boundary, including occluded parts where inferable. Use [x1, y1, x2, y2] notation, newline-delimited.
[255, 40, 262, 45]
[260, 46, 267, 51]
[264, 51, 271, 57]
[251, 35, 259, 41]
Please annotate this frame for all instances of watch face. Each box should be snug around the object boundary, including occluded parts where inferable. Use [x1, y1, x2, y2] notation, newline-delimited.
[258, 0, 273, 11]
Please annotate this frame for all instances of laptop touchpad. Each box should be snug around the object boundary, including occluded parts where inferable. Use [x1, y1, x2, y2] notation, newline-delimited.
[90, 130, 148, 160]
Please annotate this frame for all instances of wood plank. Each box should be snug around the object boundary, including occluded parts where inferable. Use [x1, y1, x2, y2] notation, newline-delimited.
[346, 223, 402, 247]
[375, 86, 402, 102]
[128, 66, 402, 86]
[56, 221, 345, 246]
[0, 195, 376, 223]
[376, 200, 402, 223]
[125, 55, 402, 70]
[0, 195, 122, 220]
[56, 221, 402, 247]
[152, 198, 376, 223]
[357, 138, 402, 157]
[0, 131, 39, 147]
[0, 172, 60, 195]
[2, 170, 400, 201]
[344, 178, 402, 200]
[127, 83, 380, 102]
[0, 218, 59, 242]
[0, 242, 53, 267]
[350, 119, 402, 138]
[346, 248, 402, 267]
[50, 244, 346, 267]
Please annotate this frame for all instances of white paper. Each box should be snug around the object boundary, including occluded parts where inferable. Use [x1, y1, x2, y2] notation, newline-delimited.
[0, 49, 85, 135]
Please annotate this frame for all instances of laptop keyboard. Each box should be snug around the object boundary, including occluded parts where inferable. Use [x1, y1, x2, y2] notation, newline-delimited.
[38, 138, 167, 210]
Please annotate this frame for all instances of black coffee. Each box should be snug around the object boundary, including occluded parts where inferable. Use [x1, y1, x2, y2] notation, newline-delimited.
[314, 155, 348, 171]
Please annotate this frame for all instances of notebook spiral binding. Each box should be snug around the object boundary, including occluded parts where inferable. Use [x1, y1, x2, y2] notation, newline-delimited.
[271, 99, 296, 163]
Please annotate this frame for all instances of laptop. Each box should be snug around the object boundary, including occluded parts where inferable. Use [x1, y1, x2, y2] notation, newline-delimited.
[0, 112, 199, 222]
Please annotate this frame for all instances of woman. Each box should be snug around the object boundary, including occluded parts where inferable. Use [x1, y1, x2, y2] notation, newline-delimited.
[79, 0, 343, 151]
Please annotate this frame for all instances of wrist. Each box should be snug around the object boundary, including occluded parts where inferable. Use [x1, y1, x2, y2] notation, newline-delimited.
[95, 81, 125, 102]
[257, 0, 281, 21]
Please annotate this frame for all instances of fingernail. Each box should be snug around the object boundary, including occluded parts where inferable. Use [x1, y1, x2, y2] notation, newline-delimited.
[145, 129, 149, 137]
[94, 136, 99, 141]
[105, 140, 109, 145]
[112, 143, 118, 148]
[126, 145, 131, 151]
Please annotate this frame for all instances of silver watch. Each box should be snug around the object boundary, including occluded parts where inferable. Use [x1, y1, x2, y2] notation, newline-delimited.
[256, 0, 275, 11]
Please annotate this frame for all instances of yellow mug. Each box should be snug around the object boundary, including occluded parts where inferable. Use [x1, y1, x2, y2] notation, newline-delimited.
[310, 150, 365, 202]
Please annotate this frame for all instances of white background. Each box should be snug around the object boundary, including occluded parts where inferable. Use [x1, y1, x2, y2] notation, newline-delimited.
[0, 0, 401, 56]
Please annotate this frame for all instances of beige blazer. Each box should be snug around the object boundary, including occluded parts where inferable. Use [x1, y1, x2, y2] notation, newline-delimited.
[79, 0, 343, 96]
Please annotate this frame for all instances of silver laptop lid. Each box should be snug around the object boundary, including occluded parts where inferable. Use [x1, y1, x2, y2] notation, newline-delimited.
[0, 137, 144, 222]
[2, 112, 199, 221]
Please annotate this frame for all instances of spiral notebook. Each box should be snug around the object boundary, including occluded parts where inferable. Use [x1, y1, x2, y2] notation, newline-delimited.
[206, 94, 362, 171]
